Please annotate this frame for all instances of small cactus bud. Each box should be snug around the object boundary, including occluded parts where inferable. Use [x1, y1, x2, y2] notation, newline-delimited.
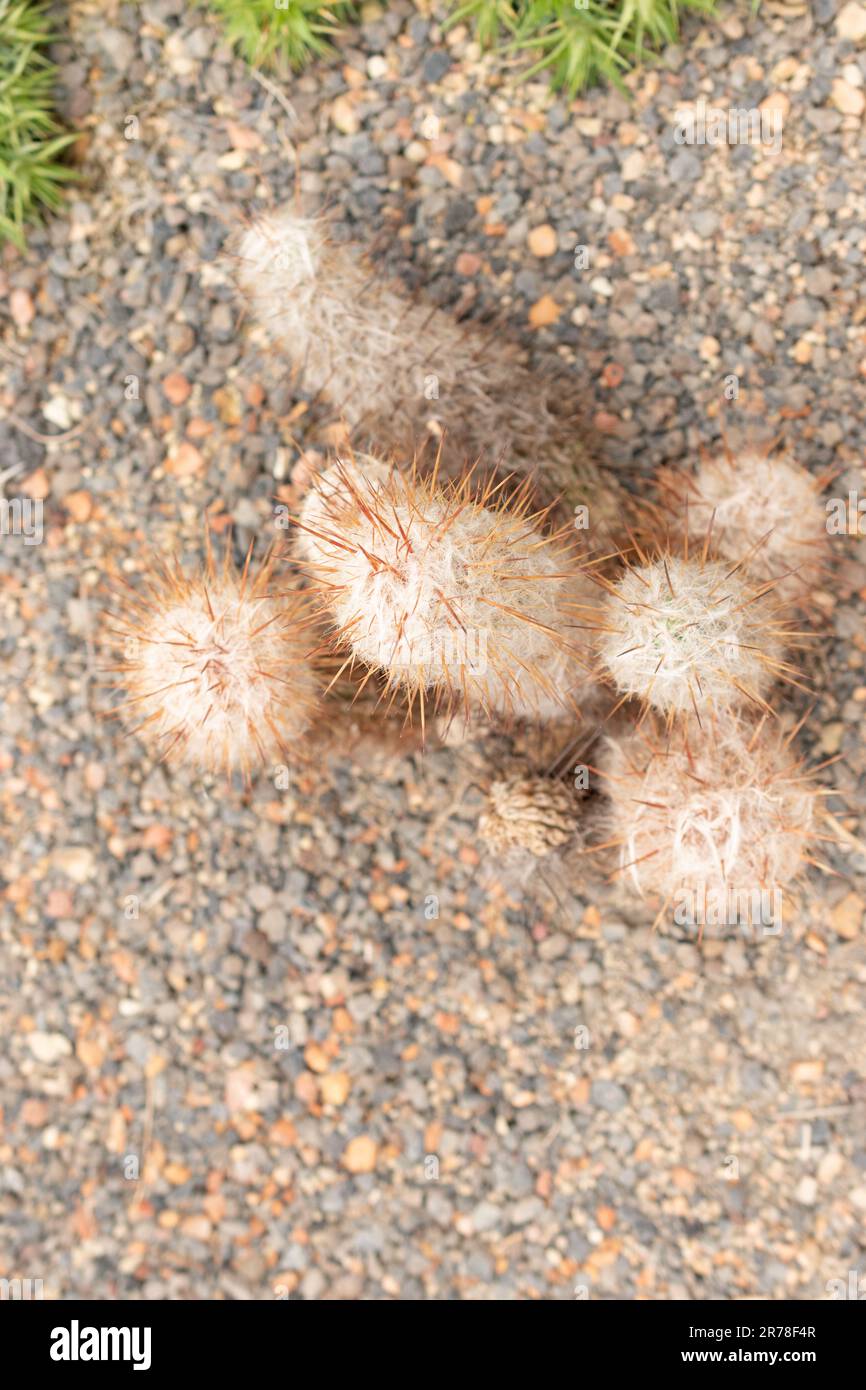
[479, 775, 581, 857]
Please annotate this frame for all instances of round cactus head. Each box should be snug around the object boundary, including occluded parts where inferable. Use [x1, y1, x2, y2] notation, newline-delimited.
[235, 207, 321, 308]
[656, 441, 831, 606]
[598, 712, 823, 930]
[597, 546, 804, 720]
[106, 539, 318, 779]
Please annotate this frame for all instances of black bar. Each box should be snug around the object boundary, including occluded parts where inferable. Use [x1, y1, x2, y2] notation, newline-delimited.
[3, 1296, 860, 1376]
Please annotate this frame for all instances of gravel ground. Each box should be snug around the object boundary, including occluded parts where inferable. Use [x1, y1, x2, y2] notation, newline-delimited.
[1, 0, 866, 1300]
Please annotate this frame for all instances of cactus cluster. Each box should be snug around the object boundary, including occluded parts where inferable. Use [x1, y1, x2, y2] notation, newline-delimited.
[593, 452, 830, 921]
[106, 201, 839, 931]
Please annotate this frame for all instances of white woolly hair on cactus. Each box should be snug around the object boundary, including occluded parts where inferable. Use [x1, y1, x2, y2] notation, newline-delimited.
[294, 451, 395, 567]
[595, 541, 806, 720]
[294, 451, 605, 729]
[655, 439, 831, 605]
[106, 537, 318, 779]
[232, 204, 627, 532]
[596, 711, 825, 924]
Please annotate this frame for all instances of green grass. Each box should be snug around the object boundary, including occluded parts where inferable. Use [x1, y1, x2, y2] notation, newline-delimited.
[0, 0, 78, 250]
[446, 0, 723, 96]
[205, 0, 358, 72]
[202, 0, 727, 96]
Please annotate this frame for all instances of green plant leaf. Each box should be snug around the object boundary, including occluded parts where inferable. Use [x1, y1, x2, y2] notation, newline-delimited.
[445, 0, 724, 96]
[444, 0, 520, 49]
[0, 0, 78, 248]
[206, 0, 356, 73]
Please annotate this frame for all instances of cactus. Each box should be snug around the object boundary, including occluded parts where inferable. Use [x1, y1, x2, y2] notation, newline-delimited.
[478, 774, 582, 858]
[596, 550, 804, 720]
[655, 444, 830, 605]
[295, 452, 604, 727]
[597, 712, 822, 926]
[105, 540, 317, 778]
[226, 211, 838, 932]
[233, 205, 629, 535]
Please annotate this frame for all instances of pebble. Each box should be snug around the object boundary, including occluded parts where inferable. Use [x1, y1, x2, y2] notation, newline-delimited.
[163, 372, 192, 404]
[592, 1081, 628, 1113]
[28, 1032, 73, 1064]
[528, 294, 561, 327]
[470, 1201, 501, 1234]
[320, 1073, 350, 1106]
[259, 905, 287, 942]
[43, 396, 75, 430]
[818, 1151, 844, 1183]
[63, 490, 92, 524]
[795, 1177, 818, 1206]
[165, 442, 204, 477]
[455, 251, 481, 276]
[669, 150, 702, 181]
[527, 224, 557, 257]
[52, 846, 95, 883]
[422, 51, 451, 83]
[620, 151, 646, 181]
[9, 288, 35, 328]
[831, 78, 866, 115]
[830, 893, 863, 940]
[836, 3, 866, 41]
[342, 1136, 378, 1174]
